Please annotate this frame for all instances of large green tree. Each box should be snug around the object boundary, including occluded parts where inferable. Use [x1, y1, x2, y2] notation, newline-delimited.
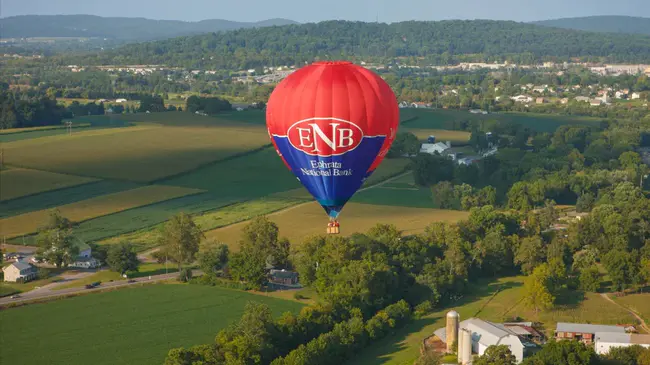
[158, 212, 204, 271]
[474, 345, 517, 365]
[107, 242, 140, 275]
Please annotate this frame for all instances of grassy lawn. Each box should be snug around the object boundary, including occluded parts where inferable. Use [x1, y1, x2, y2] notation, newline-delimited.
[1, 185, 204, 238]
[0, 284, 304, 365]
[52, 264, 182, 291]
[349, 277, 637, 365]
[2, 121, 270, 182]
[0, 168, 98, 201]
[205, 202, 469, 249]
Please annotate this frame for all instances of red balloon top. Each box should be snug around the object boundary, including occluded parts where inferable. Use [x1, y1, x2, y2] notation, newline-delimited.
[266, 60, 399, 171]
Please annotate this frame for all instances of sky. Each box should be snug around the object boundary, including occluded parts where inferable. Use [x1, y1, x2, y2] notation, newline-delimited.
[1, 0, 649, 23]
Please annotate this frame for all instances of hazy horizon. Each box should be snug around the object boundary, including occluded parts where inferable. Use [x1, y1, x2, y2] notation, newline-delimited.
[1, 0, 649, 23]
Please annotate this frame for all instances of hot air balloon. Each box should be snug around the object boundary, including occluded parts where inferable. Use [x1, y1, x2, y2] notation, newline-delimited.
[266, 61, 399, 234]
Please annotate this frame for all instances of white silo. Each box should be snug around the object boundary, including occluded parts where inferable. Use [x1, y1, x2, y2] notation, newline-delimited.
[457, 326, 464, 364]
[461, 329, 472, 365]
[446, 310, 459, 353]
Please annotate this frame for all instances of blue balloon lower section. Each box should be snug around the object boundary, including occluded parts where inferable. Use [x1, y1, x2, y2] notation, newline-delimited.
[273, 136, 386, 218]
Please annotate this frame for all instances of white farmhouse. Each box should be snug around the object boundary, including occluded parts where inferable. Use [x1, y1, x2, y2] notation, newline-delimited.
[420, 141, 451, 155]
[631, 92, 641, 100]
[595, 332, 650, 355]
[3, 261, 37, 282]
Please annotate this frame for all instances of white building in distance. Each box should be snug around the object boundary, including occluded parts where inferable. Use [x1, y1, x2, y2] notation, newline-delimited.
[595, 332, 650, 355]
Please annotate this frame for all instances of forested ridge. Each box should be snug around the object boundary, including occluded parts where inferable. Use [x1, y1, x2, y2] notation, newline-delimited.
[0, 15, 298, 41]
[61, 20, 650, 69]
[532, 15, 650, 36]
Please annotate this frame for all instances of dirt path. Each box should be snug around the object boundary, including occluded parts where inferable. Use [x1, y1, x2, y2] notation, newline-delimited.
[600, 293, 650, 333]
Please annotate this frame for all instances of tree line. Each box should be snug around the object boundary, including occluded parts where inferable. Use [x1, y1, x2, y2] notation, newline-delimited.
[59, 20, 650, 69]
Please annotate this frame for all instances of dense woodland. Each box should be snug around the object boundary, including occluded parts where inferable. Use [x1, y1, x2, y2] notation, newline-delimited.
[55, 20, 650, 69]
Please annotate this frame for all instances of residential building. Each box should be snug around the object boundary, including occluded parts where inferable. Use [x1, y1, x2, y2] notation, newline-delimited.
[555, 323, 626, 345]
[595, 333, 650, 355]
[560, 98, 569, 104]
[631, 92, 641, 100]
[535, 97, 547, 104]
[115, 98, 127, 103]
[615, 91, 626, 99]
[268, 269, 300, 287]
[420, 141, 451, 155]
[575, 96, 590, 103]
[3, 261, 37, 282]
[590, 99, 603, 107]
[511, 95, 533, 103]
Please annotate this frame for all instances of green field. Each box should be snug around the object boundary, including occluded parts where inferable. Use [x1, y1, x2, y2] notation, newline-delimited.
[350, 276, 637, 365]
[0, 168, 98, 201]
[352, 174, 435, 208]
[1, 185, 203, 238]
[3, 121, 271, 182]
[0, 284, 304, 365]
[1, 180, 141, 218]
[400, 108, 603, 133]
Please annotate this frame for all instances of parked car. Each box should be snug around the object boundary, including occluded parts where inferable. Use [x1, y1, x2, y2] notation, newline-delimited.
[127, 279, 136, 283]
[10, 294, 20, 299]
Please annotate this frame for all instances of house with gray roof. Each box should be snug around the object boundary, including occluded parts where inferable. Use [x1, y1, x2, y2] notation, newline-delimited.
[3, 261, 37, 282]
[595, 332, 650, 355]
[555, 322, 626, 345]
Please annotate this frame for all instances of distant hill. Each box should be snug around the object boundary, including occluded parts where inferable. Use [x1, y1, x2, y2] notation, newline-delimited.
[532, 16, 650, 36]
[63, 20, 650, 69]
[0, 15, 299, 41]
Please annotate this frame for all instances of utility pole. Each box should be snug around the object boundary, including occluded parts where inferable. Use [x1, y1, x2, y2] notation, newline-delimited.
[642, 174, 648, 190]
[65, 121, 72, 136]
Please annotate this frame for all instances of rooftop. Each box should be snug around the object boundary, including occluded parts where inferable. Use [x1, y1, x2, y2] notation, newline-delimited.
[556, 322, 626, 334]
[4, 261, 34, 271]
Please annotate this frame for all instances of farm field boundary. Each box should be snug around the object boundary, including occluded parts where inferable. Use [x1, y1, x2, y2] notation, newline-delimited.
[0, 185, 205, 239]
[0, 168, 99, 202]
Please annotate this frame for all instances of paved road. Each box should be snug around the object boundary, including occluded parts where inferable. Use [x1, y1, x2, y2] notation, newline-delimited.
[0, 270, 202, 306]
[600, 293, 650, 333]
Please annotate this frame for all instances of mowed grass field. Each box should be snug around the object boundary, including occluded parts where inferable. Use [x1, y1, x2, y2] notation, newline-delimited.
[0, 168, 98, 201]
[350, 277, 637, 365]
[400, 108, 603, 133]
[613, 293, 650, 324]
[0, 185, 203, 238]
[205, 201, 469, 248]
[0, 284, 304, 365]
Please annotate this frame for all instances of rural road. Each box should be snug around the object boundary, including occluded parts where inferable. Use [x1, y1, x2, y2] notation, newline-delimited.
[0, 269, 202, 306]
[600, 293, 650, 333]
